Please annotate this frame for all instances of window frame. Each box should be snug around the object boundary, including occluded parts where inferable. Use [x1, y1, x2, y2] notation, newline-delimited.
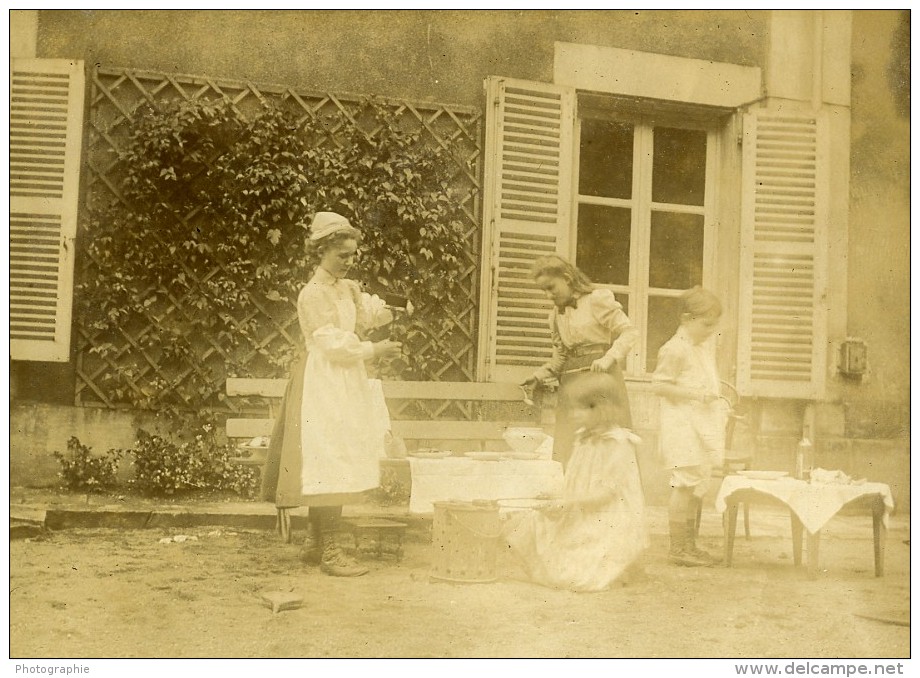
[570, 106, 723, 377]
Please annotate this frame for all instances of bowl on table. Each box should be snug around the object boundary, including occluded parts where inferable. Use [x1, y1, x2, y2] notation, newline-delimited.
[502, 427, 549, 455]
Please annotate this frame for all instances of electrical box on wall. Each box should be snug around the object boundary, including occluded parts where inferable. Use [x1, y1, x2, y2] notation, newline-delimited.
[838, 339, 867, 377]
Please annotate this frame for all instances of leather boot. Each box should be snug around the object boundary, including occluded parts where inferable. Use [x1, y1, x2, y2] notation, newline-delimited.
[668, 520, 708, 567]
[318, 515, 368, 577]
[686, 516, 721, 565]
[298, 519, 321, 565]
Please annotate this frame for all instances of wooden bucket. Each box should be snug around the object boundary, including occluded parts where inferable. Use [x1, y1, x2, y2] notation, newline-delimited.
[430, 501, 501, 584]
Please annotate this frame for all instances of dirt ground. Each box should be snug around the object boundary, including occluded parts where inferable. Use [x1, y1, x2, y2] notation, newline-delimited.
[9, 507, 910, 659]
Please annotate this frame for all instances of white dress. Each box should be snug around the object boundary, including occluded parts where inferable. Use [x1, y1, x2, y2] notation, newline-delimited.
[297, 267, 392, 496]
[504, 427, 649, 592]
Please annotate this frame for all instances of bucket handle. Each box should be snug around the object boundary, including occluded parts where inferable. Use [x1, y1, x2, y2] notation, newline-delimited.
[447, 510, 505, 540]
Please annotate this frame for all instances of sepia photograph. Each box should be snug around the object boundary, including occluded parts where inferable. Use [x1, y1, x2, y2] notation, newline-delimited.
[7, 7, 911, 667]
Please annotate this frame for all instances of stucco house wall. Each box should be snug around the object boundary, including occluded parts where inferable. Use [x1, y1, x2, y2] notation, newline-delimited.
[35, 10, 768, 108]
[11, 10, 908, 508]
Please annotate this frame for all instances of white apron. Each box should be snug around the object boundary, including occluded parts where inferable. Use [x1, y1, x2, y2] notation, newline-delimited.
[299, 297, 386, 496]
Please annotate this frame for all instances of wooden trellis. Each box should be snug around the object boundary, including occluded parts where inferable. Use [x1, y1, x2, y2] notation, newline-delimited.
[76, 66, 484, 419]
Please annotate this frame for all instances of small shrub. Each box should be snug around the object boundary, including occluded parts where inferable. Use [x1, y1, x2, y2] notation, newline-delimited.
[128, 424, 258, 498]
[129, 429, 202, 495]
[53, 437, 122, 493]
[187, 423, 260, 498]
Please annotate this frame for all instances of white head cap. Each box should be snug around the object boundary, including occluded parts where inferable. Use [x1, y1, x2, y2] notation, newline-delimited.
[307, 211, 354, 241]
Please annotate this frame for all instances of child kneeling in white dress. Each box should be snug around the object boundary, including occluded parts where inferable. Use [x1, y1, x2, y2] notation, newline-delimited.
[504, 372, 648, 592]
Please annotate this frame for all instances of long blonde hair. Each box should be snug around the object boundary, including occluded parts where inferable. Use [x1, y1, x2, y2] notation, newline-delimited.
[530, 255, 594, 296]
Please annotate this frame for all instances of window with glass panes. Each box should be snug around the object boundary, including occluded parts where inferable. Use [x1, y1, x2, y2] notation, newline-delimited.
[574, 112, 718, 374]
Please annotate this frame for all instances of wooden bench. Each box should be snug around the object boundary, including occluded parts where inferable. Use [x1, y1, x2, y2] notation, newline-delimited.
[225, 378, 539, 541]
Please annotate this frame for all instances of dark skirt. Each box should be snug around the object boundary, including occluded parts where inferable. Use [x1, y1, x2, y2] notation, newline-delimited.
[551, 350, 633, 469]
[259, 353, 364, 509]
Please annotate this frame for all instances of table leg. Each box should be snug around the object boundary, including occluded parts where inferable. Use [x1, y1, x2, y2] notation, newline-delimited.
[806, 531, 821, 579]
[872, 495, 886, 577]
[724, 502, 739, 567]
[791, 512, 803, 567]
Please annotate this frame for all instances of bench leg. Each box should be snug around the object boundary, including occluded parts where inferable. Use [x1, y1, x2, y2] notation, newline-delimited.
[743, 503, 751, 539]
[277, 508, 292, 544]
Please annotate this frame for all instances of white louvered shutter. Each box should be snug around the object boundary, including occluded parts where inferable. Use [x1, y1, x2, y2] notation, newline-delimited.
[737, 110, 829, 398]
[10, 58, 85, 362]
[478, 77, 575, 382]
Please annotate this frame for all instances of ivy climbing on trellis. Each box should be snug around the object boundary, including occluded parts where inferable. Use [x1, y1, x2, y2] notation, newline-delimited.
[78, 96, 473, 419]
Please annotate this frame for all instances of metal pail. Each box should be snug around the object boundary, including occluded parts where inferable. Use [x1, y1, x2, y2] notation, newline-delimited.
[430, 501, 501, 584]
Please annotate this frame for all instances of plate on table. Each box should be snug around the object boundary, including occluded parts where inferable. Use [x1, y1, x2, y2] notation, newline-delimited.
[505, 451, 541, 460]
[408, 450, 452, 459]
[465, 451, 503, 461]
[737, 470, 789, 480]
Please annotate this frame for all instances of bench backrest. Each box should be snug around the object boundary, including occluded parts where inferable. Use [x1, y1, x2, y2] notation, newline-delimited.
[225, 378, 536, 450]
[226, 378, 524, 401]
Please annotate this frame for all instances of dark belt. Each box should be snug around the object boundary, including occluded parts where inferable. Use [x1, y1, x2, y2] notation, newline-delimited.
[567, 343, 609, 358]
[562, 344, 610, 374]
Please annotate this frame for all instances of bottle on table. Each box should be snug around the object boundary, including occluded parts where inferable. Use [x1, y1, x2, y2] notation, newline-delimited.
[795, 438, 813, 480]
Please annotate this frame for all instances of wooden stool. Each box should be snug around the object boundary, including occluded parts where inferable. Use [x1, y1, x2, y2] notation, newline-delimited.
[343, 518, 408, 561]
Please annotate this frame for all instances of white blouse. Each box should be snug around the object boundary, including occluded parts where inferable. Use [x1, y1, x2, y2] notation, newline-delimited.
[534, 288, 638, 380]
[296, 267, 393, 364]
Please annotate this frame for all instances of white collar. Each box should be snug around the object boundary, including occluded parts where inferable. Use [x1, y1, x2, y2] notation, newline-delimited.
[313, 267, 342, 286]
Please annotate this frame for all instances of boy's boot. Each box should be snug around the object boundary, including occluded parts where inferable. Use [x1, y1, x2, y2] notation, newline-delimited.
[318, 513, 368, 577]
[668, 520, 708, 567]
[685, 516, 721, 566]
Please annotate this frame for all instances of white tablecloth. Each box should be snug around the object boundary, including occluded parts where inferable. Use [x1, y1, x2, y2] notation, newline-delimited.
[407, 457, 564, 514]
[715, 475, 895, 534]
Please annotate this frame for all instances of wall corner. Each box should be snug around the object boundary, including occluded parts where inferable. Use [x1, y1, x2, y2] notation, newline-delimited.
[10, 10, 39, 58]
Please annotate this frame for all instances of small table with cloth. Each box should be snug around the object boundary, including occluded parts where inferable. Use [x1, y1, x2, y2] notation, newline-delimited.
[715, 475, 895, 577]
